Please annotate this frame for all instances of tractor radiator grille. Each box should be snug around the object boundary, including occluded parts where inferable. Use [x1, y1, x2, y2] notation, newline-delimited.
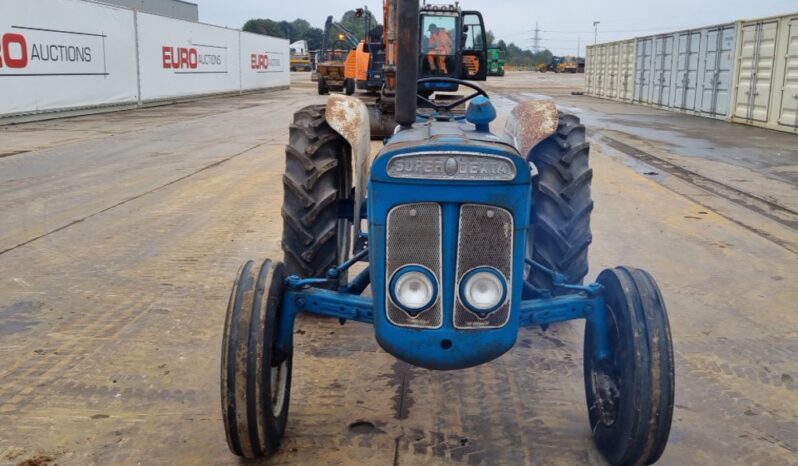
[386, 203, 442, 328]
[454, 204, 513, 329]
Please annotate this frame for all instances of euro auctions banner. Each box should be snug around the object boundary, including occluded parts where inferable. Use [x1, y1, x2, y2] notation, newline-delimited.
[0, 0, 138, 116]
[137, 13, 241, 101]
[240, 31, 289, 91]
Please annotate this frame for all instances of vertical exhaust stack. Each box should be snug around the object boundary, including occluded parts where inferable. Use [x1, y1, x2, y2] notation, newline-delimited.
[395, 0, 420, 128]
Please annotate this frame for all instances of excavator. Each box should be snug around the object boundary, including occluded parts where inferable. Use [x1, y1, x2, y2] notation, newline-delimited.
[317, 16, 361, 95]
[368, 0, 489, 138]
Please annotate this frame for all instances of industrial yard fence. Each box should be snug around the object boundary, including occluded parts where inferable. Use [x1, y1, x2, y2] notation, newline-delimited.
[0, 0, 289, 121]
[585, 12, 798, 134]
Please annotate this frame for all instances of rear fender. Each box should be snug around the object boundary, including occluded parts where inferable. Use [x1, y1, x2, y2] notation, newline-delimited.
[326, 95, 371, 235]
[504, 96, 559, 158]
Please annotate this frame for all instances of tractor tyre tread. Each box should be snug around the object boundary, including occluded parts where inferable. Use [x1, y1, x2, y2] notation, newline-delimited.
[528, 111, 593, 290]
[282, 105, 350, 282]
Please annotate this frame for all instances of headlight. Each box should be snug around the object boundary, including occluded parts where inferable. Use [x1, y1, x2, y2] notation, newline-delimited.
[460, 268, 507, 316]
[390, 266, 438, 315]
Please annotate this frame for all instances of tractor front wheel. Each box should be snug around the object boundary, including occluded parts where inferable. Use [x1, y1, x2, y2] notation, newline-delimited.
[526, 112, 593, 292]
[221, 260, 292, 459]
[345, 78, 356, 96]
[584, 267, 674, 466]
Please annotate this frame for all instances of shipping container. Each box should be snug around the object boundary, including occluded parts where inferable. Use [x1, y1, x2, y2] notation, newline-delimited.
[652, 34, 676, 107]
[594, 44, 608, 96]
[731, 13, 798, 133]
[618, 39, 636, 101]
[584, 46, 597, 95]
[622, 25, 737, 118]
[696, 24, 737, 118]
[584, 12, 798, 133]
[634, 37, 654, 104]
[585, 39, 636, 102]
[605, 42, 621, 99]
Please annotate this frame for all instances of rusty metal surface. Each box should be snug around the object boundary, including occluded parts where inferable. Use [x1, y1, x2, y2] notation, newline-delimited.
[503, 95, 559, 157]
[326, 94, 371, 239]
[0, 73, 796, 465]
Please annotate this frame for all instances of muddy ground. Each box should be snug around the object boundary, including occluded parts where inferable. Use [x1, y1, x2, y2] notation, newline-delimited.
[0, 71, 796, 465]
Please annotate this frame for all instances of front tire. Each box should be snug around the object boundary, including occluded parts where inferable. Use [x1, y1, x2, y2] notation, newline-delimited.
[526, 112, 593, 292]
[584, 267, 674, 466]
[283, 106, 352, 284]
[221, 260, 292, 459]
[345, 78, 355, 96]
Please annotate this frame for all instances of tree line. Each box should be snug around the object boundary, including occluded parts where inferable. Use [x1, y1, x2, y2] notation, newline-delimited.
[243, 10, 380, 51]
[243, 15, 552, 66]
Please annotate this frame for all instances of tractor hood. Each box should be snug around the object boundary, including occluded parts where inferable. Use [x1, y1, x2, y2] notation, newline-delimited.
[383, 119, 519, 155]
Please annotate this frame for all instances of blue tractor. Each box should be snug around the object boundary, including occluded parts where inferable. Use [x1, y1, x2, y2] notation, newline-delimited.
[220, 1, 674, 464]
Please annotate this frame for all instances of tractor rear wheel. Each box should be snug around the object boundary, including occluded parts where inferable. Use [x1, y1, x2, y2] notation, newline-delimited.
[526, 112, 593, 292]
[584, 267, 674, 466]
[283, 105, 352, 285]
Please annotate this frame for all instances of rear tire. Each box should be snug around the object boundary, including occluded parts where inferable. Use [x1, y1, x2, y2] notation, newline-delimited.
[526, 112, 593, 292]
[283, 106, 352, 284]
[584, 267, 674, 466]
[221, 260, 292, 459]
[317, 77, 329, 95]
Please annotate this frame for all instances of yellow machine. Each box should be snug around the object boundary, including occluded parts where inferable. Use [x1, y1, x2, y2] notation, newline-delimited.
[556, 56, 584, 73]
[289, 40, 312, 71]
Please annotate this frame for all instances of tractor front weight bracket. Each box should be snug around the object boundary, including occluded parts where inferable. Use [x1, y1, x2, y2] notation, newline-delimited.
[274, 288, 376, 358]
[519, 290, 611, 362]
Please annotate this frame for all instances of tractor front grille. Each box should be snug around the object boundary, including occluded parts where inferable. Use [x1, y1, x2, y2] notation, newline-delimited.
[386, 203, 442, 328]
[454, 204, 513, 329]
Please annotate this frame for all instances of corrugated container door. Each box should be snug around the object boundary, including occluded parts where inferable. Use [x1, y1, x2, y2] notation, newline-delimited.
[634, 37, 654, 103]
[674, 31, 701, 111]
[585, 47, 594, 95]
[607, 43, 620, 99]
[776, 17, 798, 131]
[619, 40, 636, 101]
[596, 45, 607, 96]
[652, 34, 675, 107]
[699, 25, 736, 117]
[733, 20, 779, 121]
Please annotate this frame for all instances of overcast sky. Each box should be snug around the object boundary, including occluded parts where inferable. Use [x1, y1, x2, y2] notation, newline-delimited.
[195, 0, 795, 56]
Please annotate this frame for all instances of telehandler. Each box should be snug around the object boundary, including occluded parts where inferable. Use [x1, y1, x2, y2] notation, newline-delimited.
[220, 1, 675, 465]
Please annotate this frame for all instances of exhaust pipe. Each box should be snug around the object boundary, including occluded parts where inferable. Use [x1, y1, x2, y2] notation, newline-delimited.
[395, 0, 419, 128]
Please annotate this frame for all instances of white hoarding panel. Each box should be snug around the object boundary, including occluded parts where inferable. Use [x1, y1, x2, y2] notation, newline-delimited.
[137, 13, 240, 101]
[0, 0, 138, 117]
[239, 31, 289, 91]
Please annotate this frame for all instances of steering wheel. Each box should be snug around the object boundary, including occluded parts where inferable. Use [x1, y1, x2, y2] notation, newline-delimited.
[416, 77, 489, 115]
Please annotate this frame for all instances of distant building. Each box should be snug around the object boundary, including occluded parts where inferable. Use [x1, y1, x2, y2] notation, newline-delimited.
[91, 0, 199, 22]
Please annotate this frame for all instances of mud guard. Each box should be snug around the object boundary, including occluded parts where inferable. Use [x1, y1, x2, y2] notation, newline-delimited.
[326, 95, 371, 238]
[504, 96, 559, 157]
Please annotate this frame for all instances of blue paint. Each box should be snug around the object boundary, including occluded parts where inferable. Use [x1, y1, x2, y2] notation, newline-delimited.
[274, 108, 613, 371]
[465, 96, 497, 132]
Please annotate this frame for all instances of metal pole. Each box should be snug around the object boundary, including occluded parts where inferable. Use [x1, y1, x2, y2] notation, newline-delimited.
[593, 21, 600, 45]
